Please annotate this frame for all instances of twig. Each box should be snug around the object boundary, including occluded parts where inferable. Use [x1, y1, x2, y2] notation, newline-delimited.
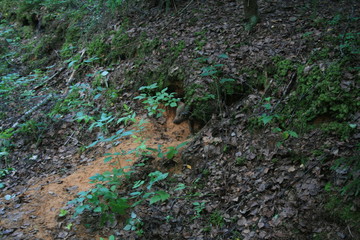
[11, 94, 54, 129]
[67, 49, 86, 85]
[34, 67, 65, 91]
[63, 131, 76, 146]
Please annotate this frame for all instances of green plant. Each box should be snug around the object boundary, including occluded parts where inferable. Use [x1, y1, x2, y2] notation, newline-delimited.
[339, 32, 360, 55]
[209, 211, 225, 227]
[320, 122, 355, 140]
[100, 235, 115, 240]
[331, 150, 360, 196]
[49, 83, 95, 116]
[68, 167, 132, 225]
[0, 167, 15, 188]
[17, 120, 47, 140]
[0, 128, 15, 165]
[245, 15, 259, 32]
[197, 54, 242, 112]
[324, 195, 360, 228]
[124, 212, 144, 236]
[65, 223, 73, 230]
[134, 83, 180, 118]
[58, 209, 69, 217]
[147, 141, 188, 160]
[235, 157, 246, 166]
[88, 112, 116, 134]
[65, 55, 99, 71]
[192, 201, 206, 219]
[117, 105, 137, 127]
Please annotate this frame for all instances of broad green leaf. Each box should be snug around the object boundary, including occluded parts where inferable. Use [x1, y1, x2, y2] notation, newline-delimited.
[101, 70, 109, 76]
[94, 93, 102, 100]
[149, 191, 170, 204]
[124, 224, 132, 231]
[176, 141, 188, 149]
[104, 156, 113, 163]
[217, 53, 229, 59]
[262, 103, 272, 110]
[283, 131, 290, 140]
[220, 78, 235, 84]
[147, 171, 168, 190]
[174, 183, 186, 191]
[349, 123, 357, 128]
[272, 127, 282, 133]
[130, 191, 142, 197]
[94, 206, 102, 213]
[260, 114, 273, 125]
[288, 130, 298, 138]
[133, 180, 145, 189]
[109, 198, 129, 214]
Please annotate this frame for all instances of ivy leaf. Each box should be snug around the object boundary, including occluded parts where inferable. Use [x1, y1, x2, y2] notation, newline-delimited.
[149, 191, 170, 204]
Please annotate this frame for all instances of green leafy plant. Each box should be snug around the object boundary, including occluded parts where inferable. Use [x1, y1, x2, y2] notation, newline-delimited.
[192, 201, 206, 220]
[209, 211, 225, 227]
[65, 223, 73, 230]
[88, 112, 116, 134]
[195, 54, 242, 115]
[58, 209, 69, 217]
[235, 157, 246, 166]
[68, 167, 132, 225]
[134, 83, 180, 118]
[147, 141, 188, 160]
[100, 236, 115, 240]
[0, 167, 15, 188]
[0, 128, 15, 165]
[124, 212, 144, 236]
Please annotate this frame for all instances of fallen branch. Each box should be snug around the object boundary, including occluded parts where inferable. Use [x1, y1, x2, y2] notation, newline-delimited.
[11, 94, 54, 129]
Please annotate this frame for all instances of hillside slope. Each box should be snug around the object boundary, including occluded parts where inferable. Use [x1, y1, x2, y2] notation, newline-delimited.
[0, 0, 359, 239]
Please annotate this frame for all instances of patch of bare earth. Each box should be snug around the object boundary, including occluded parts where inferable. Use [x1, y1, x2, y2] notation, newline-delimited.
[1, 109, 190, 239]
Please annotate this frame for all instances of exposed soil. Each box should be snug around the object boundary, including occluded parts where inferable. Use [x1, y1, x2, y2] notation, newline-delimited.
[1, 110, 190, 239]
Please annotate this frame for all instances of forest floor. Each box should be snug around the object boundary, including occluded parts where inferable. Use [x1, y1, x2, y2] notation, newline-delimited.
[0, 0, 359, 239]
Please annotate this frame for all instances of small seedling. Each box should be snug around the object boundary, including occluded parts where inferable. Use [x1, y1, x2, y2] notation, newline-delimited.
[58, 209, 68, 217]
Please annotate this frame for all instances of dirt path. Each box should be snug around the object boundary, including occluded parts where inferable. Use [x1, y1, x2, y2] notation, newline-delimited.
[1, 111, 190, 239]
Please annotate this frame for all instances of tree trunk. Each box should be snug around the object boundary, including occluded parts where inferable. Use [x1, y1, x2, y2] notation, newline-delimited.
[243, 0, 258, 21]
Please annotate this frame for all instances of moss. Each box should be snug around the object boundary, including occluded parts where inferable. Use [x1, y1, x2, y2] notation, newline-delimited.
[320, 122, 354, 140]
[109, 30, 134, 61]
[87, 35, 111, 62]
[324, 195, 360, 228]
[184, 84, 216, 123]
